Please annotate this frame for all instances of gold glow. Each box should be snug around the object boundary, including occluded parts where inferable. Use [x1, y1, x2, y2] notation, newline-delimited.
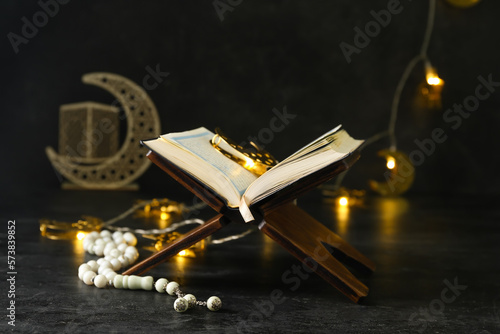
[335, 204, 350, 235]
[427, 76, 443, 86]
[445, 0, 481, 8]
[338, 196, 349, 207]
[244, 157, 255, 169]
[76, 231, 87, 241]
[386, 157, 396, 170]
[177, 249, 196, 258]
[426, 67, 444, 87]
[160, 212, 170, 221]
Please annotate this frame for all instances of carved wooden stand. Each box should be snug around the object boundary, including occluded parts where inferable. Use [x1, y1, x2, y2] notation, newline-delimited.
[123, 150, 375, 302]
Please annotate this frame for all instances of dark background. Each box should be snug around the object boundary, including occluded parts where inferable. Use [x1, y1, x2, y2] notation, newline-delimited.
[1, 2, 500, 333]
[1, 0, 500, 204]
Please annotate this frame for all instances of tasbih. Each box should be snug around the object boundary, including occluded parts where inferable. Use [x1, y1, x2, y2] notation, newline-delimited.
[77, 229, 222, 313]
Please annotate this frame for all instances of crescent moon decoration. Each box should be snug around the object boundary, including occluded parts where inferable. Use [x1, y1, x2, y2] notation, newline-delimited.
[369, 149, 415, 196]
[46, 72, 161, 189]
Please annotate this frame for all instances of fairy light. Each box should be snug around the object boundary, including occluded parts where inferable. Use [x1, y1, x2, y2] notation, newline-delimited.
[243, 157, 255, 170]
[177, 249, 196, 258]
[76, 231, 87, 241]
[386, 156, 396, 170]
[426, 66, 444, 86]
[338, 196, 349, 207]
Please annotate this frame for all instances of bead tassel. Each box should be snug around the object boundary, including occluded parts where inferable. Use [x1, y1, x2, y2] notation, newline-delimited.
[78, 230, 221, 313]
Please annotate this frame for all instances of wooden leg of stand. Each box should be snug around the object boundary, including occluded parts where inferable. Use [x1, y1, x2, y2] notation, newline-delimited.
[123, 214, 229, 276]
[260, 203, 375, 303]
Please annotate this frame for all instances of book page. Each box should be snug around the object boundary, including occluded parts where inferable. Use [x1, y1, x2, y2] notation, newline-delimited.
[163, 128, 257, 197]
[279, 125, 342, 164]
[238, 127, 363, 222]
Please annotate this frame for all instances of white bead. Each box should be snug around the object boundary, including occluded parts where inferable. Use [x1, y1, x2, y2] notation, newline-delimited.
[97, 258, 105, 265]
[100, 230, 111, 238]
[104, 241, 116, 248]
[78, 263, 91, 274]
[114, 236, 124, 245]
[154, 278, 169, 293]
[125, 246, 138, 255]
[104, 255, 114, 262]
[87, 260, 99, 272]
[166, 281, 179, 295]
[87, 243, 95, 254]
[95, 238, 105, 246]
[174, 298, 189, 313]
[109, 249, 121, 258]
[118, 255, 129, 267]
[113, 275, 124, 288]
[124, 254, 136, 264]
[89, 231, 100, 239]
[98, 261, 112, 274]
[110, 258, 121, 271]
[207, 296, 222, 311]
[113, 275, 153, 290]
[78, 264, 91, 280]
[123, 232, 137, 246]
[83, 239, 93, 250]
[183, 294, 196, 309]
[126, 275, 153, 290]
[94, 274, 108, 288]
[117, 243, 128, 252]
[102, 237, 112, 244]
[101, 267, 113, 275]
[105, 271, 117, 282]
[112, 231, 123, 240]
[82, 271, 96, 285]
[94, 244, 105, 256]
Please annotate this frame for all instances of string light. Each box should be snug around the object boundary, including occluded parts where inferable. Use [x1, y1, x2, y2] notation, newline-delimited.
[386, 156, 396, 170]
[329, 0, 440, 196]
[426, 70, 443, 86]
[338, 196, 349, 207]
[369, 150, 415, 196]
[322, 187, 365, 208]
[39, 216, 103, 240]
[422, 62, 444, 109]
[243, 157, 256, 170]
[76, 231, 87, 241]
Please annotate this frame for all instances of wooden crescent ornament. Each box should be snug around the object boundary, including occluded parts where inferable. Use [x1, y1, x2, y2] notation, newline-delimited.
[46, 72, 161, 189]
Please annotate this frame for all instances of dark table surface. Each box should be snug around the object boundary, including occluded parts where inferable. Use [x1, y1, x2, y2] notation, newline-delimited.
[1, 190, 499, 334]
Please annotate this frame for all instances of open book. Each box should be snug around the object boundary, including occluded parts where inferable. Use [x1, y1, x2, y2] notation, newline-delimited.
[141, 125, 363, 222]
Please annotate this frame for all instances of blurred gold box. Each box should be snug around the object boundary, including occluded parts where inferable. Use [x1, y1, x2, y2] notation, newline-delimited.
[58, 101, 119, 163]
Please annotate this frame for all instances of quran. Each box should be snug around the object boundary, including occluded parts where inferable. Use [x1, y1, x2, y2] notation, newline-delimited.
[141, 125, 363, 223]
[126, 125, 375, 303]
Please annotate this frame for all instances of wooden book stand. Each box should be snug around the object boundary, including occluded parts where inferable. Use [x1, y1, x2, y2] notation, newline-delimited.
[123, 150, 375, 302]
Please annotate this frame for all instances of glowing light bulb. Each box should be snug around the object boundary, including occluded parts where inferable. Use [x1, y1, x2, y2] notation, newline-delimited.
[426, 67, 444, 86]
[76, 231, 87, 240]
[386, 157, 396, 170]
[244, 157, 255, 169]
[427, 76, 443, 86]
[177, 249, 196, 257]
[338, 196, 349, 207]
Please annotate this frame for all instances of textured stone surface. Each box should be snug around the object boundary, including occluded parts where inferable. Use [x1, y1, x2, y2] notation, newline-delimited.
[2, 191, 499, 333]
